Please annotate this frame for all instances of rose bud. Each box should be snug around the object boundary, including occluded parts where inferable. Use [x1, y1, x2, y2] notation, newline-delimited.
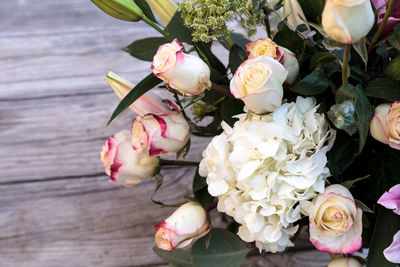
[230, 56, 287, 114]
[91, 0, 143, 22]
[101, 130, 160, 188]
[328, 257, 363, 267]
[307, 184, 363, 254]
[152, 39, 211, 96]
[370, 102, 400, 150]
[322, 0, 374, 44]
[246, 38, 299, 84]
[131, 100, 190, 156]
[147, 0, 177, 25]
[105, 71, 170, 116]
[154, 202, 210, 251]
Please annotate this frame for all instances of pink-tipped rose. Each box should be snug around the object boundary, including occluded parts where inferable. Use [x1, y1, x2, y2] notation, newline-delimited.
[154, 202, 210, 251]
[131, 100, 190, 156]
[230, 56, 287, 114]
[370, 102, 400, 150]
[152, 39, 211, 96]
[246, 38, 299, 84]
[378, 184, 400, 263]
[308, 184, 363, 254]
[328, 257, 362, 267]
[372, 0, 400, 39]
[101, 130, 159, 188]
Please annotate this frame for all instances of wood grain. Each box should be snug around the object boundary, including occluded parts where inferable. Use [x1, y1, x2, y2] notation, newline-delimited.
[0, 0, 333, 266]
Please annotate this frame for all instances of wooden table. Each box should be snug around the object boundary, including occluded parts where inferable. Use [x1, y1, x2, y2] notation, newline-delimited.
[0, 0, 332, 266]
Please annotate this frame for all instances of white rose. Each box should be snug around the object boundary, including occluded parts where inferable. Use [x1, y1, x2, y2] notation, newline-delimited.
[322, 0, 374, 43]
[230, 56, 287, 114]
[152, 39, 211, 96]
[370, 102, 400, 150]
[154, 202, 210, 251]
[100, 130, 159, 188]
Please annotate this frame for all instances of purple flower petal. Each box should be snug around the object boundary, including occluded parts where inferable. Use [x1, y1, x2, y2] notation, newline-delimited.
[384, 230, 400, 263]
[378, 184, 400, 215]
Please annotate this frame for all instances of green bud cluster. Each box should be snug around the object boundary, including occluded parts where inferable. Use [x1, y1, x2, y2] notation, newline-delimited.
[179, 0, 265, 42]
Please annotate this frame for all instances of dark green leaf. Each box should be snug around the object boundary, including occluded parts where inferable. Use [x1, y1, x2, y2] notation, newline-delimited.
[123, 37, 168, 61]
[385, 56, 400, 81]
[166, 12, 193, 43]
[192, 228, 248, 267]
[298, 0, 324, 23]
[107, 73, 162, 125]
[365, 78, 400, 101]
[310, 52, 337, 70]
[230, 32, 250, 51]
[273, 24, 304, 56]
[290, 69, 329, 95]
[194, 42, 227, 78]
[153, 246, 194, 267]
[193, 168, 214, 208]
[229, 44, 247, 74]
[353, 38, 368, 65]
[389, 24, 400, 51]
[335, 83, 357, 104]
[218, 97, 244, 127]
[133, 0, 157, 23]
[327, 132, 358, 180]
[366, 207, 400, 267]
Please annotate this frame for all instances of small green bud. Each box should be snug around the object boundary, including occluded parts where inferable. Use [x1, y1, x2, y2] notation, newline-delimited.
[91, 0, 143, 21]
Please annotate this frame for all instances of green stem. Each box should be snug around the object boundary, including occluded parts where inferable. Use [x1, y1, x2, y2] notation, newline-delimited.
[159, 159, 199, 166]
[368, 0, 399, 53]
[141, 15, 172, 41]
[342, 44, 351, 84]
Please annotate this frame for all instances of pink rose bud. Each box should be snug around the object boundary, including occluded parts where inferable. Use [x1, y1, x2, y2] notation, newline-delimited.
[131, 100, 190, 156]
[370, 102, 400, 150]
[322, 0, 374, 44]
[152, 39, 211, 96]
[246, 38, 299, 84]
[100, 130, 159, 188]
[308, 184, 363, 254]
[154, 202, 210, 251]
[328, 257, 363, 267]
[105, 71, 170, 116]
[230, 56, 287, 114]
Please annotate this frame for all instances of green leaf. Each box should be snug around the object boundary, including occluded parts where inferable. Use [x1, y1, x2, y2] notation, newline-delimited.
[192, 228, 248, 267]
[273, 24, 304, 56]
[289, 69, 330, 95]
[194, 42, 227, 78]
[153, 246, 194, 267]
[366, 207, 400, 267]
[353, 38, 368, 65]
[229, 44, 247, 74]
[133, 0, 157, 23]
[365, 78, 400, 101]
[230, 32, 250, 51]
[107, 73, 162, 125]
[193, 168, 213, 208]
[166, 12, 193, 43]
[385, 56, 400, 81]
[310, 52, 337, 70]
[123, 37, 168, 61]
[218, 97, 244, 127]
[389, 24, 400, 51]
[327, 132, 358, 180]
[298, 0, 325, 23]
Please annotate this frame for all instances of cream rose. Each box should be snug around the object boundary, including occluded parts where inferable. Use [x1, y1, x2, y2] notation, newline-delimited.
[100, 130, 159, 188]
[152, 39, 211, 96]
[230, 56, 287, 114]
[322, 0, 374, 44]
[328, 257, 363, 267]
[370, 102, 400, 150]
[154, 202, 210, 251]
[246, 38, 299, 84]
[131, 101, 190, 156]
[307, 184, 362, 254]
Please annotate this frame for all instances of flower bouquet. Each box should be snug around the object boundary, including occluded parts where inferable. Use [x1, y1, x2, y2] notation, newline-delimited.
[92, 0, 400, 265]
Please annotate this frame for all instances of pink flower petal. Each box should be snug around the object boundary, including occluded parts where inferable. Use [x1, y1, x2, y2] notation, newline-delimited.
[384, 230, 400, 263]
[378, 184, 400, 215]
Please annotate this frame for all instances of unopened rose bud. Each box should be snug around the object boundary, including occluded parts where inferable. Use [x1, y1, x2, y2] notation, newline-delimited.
[328, 257, 363, 267]
[131, 100, 190, 156]
[155, 202, 210, 251]
[147, 0, 177, 25]
[100, 130, 159, 188]
[230, 56, 287, 114]
[370, 102, 400, 150]
[152, 39, 211, 96]
[246, 38, 299, 84]
[322, 0, 374, 44]
[91, 0, 143, 21]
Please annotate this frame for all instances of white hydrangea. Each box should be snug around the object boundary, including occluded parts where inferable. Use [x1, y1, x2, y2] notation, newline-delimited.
[199, 96, 336, 252]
